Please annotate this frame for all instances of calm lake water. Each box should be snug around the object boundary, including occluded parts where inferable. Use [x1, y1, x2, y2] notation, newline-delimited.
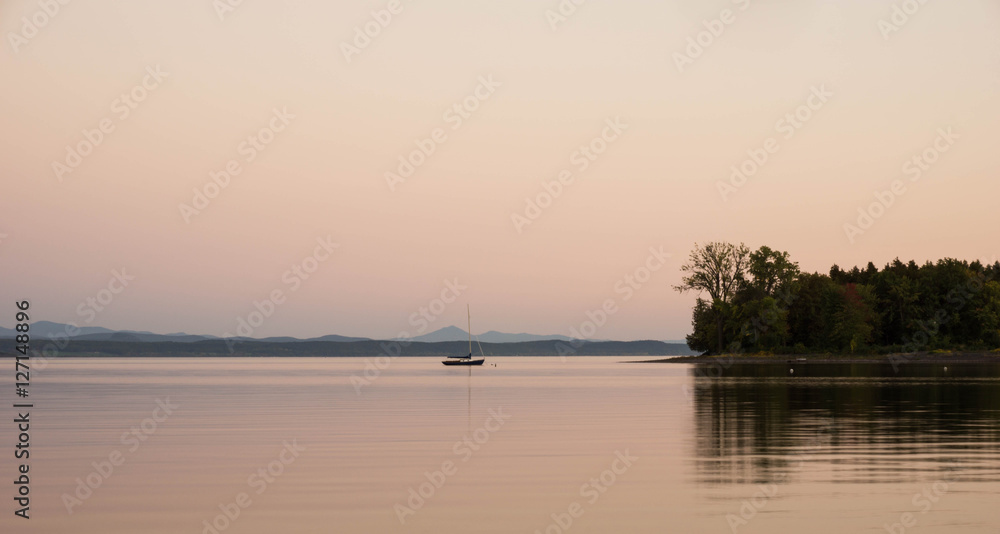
[4, 356, 1000, 533]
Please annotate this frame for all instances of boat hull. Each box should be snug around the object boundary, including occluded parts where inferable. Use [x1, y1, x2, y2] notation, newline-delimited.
[442, 358, 485, 366]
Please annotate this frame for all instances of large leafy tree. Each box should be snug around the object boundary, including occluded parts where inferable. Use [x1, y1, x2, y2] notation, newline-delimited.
[787, 272, 838, 349]
[732, 296, 790, 352]
[731, 246, 798, 352]
[674, 242, 750, 353]
[747, 246, 799, 298]
[685, 298, 719, 354]
[830, 283, 877, 353]
[874, 263, 921, 345]
[973, 281, 1000, 347]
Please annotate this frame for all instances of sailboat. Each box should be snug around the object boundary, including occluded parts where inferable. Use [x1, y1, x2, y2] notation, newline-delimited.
[442, 305, 486, 366]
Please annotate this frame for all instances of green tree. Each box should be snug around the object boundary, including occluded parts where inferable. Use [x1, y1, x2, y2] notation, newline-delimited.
[725, 246, 798, 352]
[971, 280, 1000, 347]
[829, 283, 877, 353]
[675, 242, 750, 354]
[681, 246, 1000, 354]
[874, 261, 921, 345]
[747, 246, 799, 298]
[732, 296, 790, 351]
[787, 272, 837, 350]
[685, 298, 718, 353]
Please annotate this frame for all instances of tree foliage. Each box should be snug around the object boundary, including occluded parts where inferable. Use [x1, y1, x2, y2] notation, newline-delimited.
[675, 242, 751, 353]
[675, 242, 750, 304]
[677, 245, 1000, 355]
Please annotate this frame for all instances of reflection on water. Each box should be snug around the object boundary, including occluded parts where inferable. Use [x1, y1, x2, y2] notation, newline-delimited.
[3, 357, 999, 533]
[692, 363, 1000, 486]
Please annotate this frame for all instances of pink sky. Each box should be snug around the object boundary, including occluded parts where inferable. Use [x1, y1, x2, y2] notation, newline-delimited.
[1, 0, 998, 340]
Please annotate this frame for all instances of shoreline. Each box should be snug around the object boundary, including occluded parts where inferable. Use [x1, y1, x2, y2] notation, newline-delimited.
[627, 351, 1000, 364]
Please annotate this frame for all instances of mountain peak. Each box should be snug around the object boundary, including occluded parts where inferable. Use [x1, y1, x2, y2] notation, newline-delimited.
[404, 326, 579, 343]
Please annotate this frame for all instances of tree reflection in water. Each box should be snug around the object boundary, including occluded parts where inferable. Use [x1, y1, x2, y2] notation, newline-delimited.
[691, 363, 1000, 485]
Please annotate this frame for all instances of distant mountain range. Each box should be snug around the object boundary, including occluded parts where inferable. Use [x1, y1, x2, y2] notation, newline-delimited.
[401, 325, 584, 343]
[0, 321, 687, 346]
[0, 321, 366, 344]
[0, 339, 695, 358]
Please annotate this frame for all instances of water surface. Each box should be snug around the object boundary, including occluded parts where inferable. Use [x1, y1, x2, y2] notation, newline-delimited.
[4, 357, 1000, 533]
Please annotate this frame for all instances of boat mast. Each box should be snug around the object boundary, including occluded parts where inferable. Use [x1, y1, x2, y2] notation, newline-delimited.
[467, 304, 472, 356]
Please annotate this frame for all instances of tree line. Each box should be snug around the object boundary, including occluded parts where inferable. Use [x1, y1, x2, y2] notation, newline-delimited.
[675, 242, 1000, 355]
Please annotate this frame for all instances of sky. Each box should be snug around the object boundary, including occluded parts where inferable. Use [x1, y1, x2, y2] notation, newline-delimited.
[1, 0, 998, 341]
